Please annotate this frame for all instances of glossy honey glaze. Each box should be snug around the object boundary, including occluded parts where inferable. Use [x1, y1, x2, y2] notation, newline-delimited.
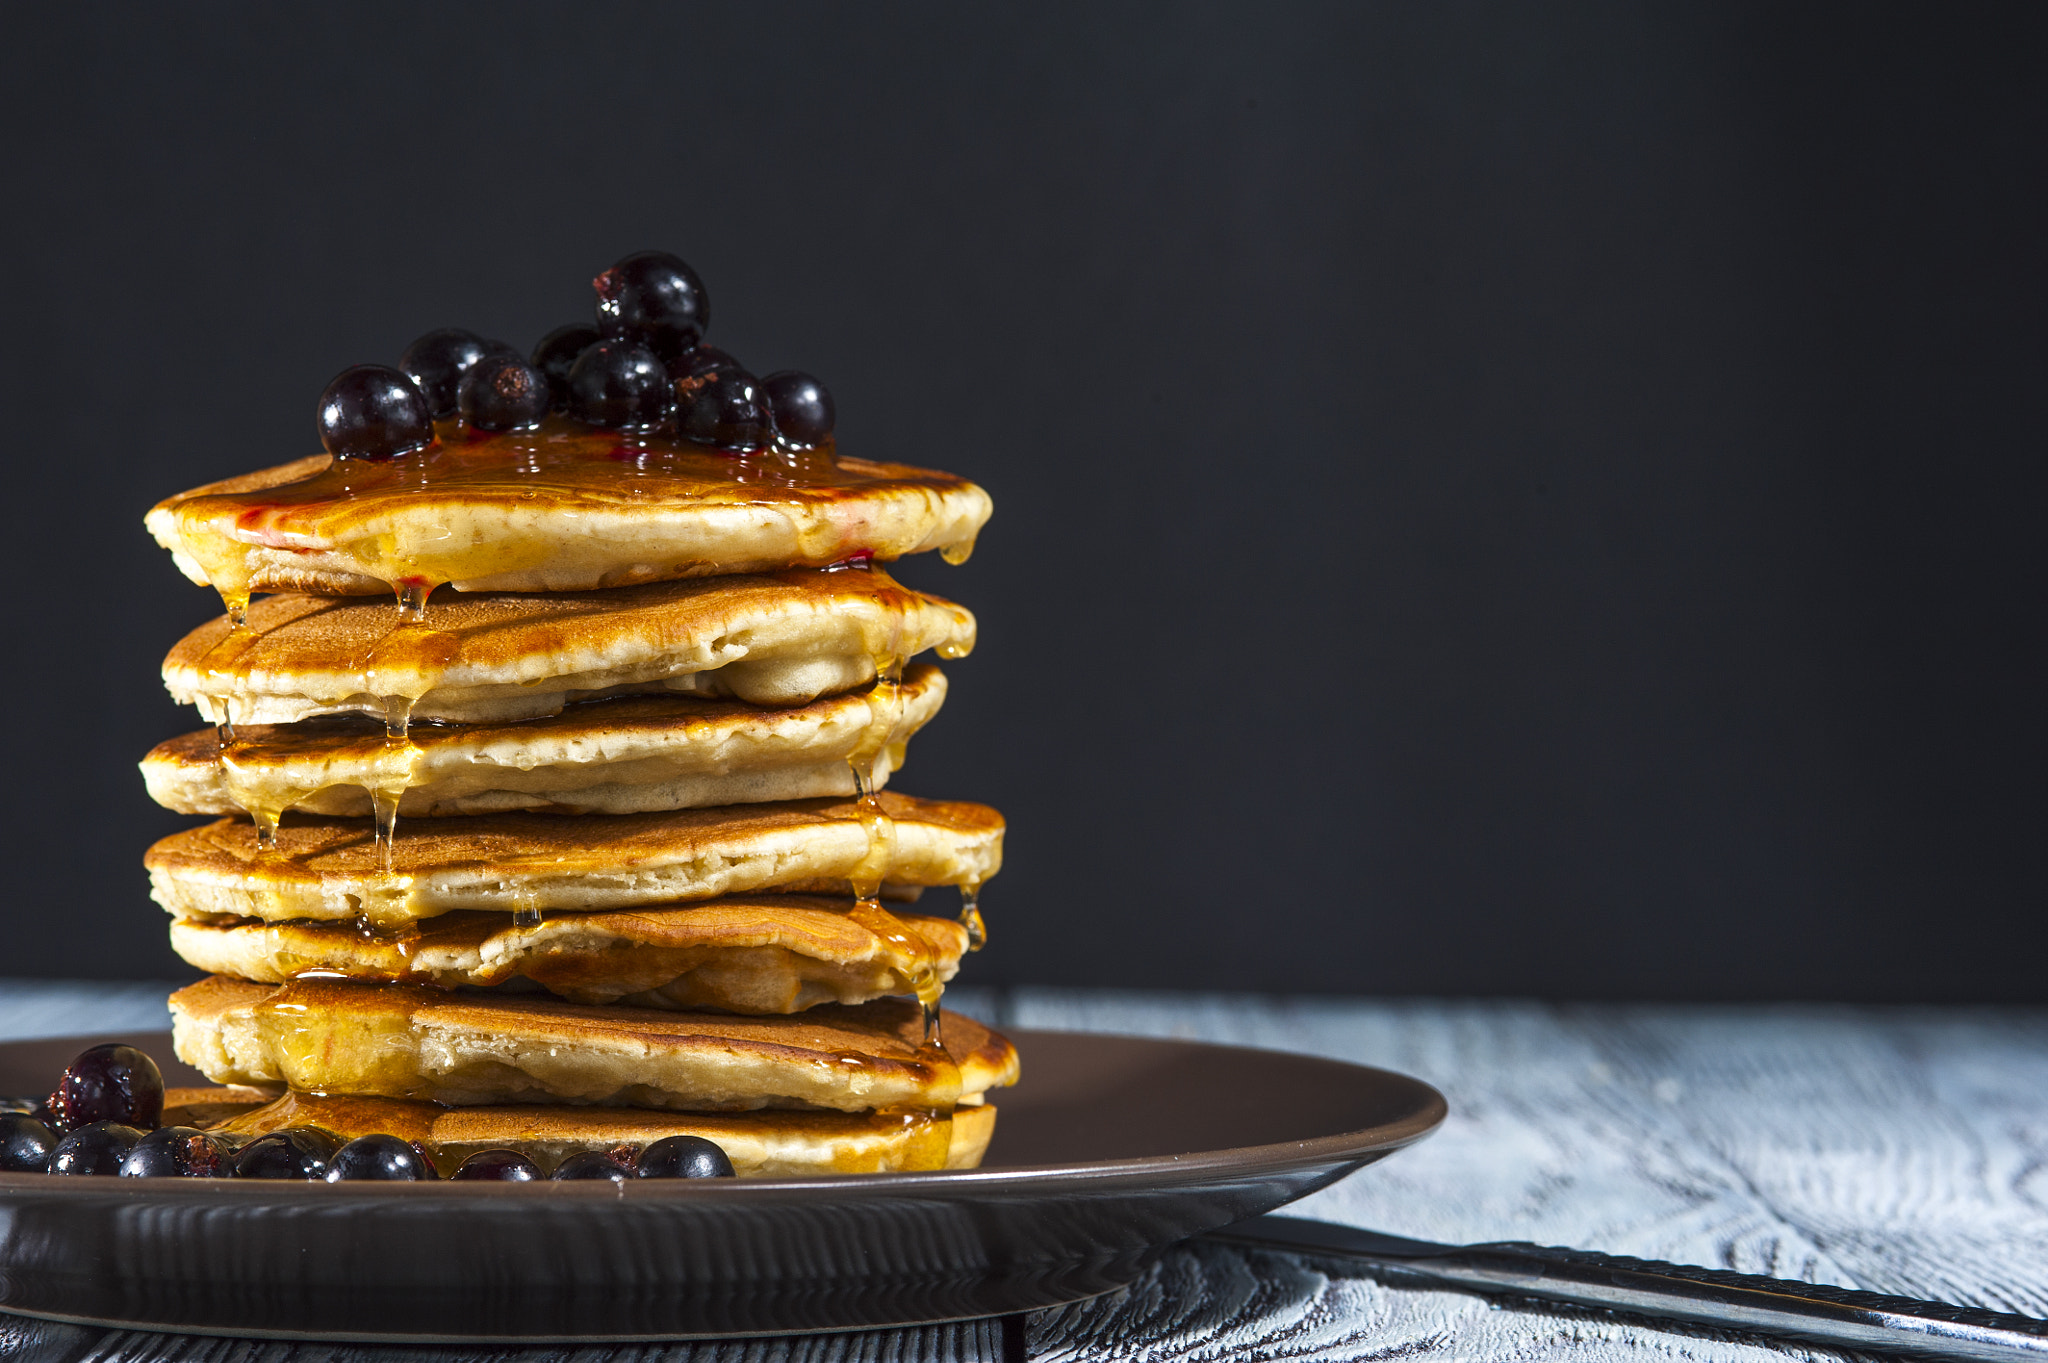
[149, 418, 987, 616]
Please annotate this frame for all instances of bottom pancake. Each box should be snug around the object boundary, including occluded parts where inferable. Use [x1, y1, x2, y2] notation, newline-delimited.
[171, 975, 1019, 1112]
[202, 1088, 996, 1178]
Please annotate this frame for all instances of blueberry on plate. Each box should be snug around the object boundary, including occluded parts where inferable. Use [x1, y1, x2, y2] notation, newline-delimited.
[458, 357, 551, 432]
[531, 323, 601, 408]
[233, 1126, 343, 1180]
[47, 1120, 145, 1175]
[566, 339, 673, 430]
[318, 365, 435, 461]
[119, 1126, 236, 1178]
[635, 1134, 735, 1179]
[324, 1133, 437, 1182]
[451, 1149, 543, 1182]
[0, 1111, 56, 1172]
[47, 1043, 163, 1133]
[593, 250, 709, 361]
[401, 328, 520, 419]
[551, 1150, 630, 1183]
[677, 370, 771, 452]
[761, 371, 835, 447]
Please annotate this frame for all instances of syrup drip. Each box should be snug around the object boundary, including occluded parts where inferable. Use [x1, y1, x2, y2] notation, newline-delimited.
[370, 786, 402, 876]
[510, 887, 544, 928]
[395, 579, 435, 624]
[211, 696, 273, 852]
[958, 883, 986, 952]
[844, 633, 948, 1046]
[366, 695, 419, 875]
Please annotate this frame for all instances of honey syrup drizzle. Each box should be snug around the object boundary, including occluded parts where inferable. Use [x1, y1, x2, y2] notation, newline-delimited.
[841, 599, 951, 1047]
[958, 882, 986, 952]
[182, 434, 985, 1038]
[167, 416, 980, 619]
[201, 573, 442, 951]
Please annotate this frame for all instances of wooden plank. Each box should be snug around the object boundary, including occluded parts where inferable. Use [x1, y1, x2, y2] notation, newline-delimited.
[1008, 990, 2048, 1357]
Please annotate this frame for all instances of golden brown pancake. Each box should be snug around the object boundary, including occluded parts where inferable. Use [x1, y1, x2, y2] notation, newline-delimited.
[143, 663, 945, 819]
[163, 567, 973, 724]
[145, 793, 1003, 930]
[169, 895, 971, 1013]
[206, 1089, 997, 1178]
[144, 418, 991, 609]
[170, 976, 1019, 1113]
[161, 1084, 280, 1128]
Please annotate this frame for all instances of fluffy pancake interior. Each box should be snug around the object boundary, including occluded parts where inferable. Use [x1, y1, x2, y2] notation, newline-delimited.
[169, 895, 972, 1013]
[144, 793, 1002, 929]
[170, 975, 1020, 1113]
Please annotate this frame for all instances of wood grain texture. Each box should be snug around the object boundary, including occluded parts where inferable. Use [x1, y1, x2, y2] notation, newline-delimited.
[3, 981, 2044, 1360]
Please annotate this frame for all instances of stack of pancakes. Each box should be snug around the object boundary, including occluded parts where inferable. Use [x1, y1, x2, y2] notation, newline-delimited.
[138, 419, 1016, 1176]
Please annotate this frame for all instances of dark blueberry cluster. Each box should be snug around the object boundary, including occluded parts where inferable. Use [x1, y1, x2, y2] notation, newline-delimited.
[543, 1136, 734, 1182]
[2, 1042, 735, 1181]
[315, 252, 836, 458]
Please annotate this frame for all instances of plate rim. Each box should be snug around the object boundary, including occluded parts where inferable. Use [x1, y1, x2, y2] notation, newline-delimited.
[0, 1026, 1448, 1196]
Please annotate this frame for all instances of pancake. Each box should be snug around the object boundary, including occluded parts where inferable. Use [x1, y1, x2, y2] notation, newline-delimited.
[144, 418, 991, 610]
[144, 663, 945, 819]
[206, 1090, 997, 1178]
[170, 976, 1020, 1113]
[169, 895, 971, 1013]
[163, 567, 973, 725]
[145, 793, 1002, 929]
[161, 1084, 280, 1129]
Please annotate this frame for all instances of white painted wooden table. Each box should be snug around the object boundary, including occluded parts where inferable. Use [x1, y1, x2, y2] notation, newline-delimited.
[1, 980, 2044, 1361]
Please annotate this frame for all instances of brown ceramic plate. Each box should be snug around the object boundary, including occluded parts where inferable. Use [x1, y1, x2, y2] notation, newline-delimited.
[0, 1029, 1444, 1342]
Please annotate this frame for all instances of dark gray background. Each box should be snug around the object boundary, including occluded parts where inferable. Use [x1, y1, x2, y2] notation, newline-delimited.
[2, 4, 2041, 997]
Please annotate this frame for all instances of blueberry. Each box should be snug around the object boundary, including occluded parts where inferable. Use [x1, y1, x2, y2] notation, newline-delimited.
[324, 1133, 437, 1182]
[593, 251, 709, 361]
[677, 370, 771, 452]
[458, 357, 551, 432]
[531, 323, 601, 409]
[566, 340, 673, 430]
[47, 1043, 163, 1133]
[671, 344, 742, 391]
[451, 1149, 542, 1182]
[0, 1112, 56, 1172]
[233, 1126, 343, 1180]
[401, 328, 520, 419]
[119, 1126, 236, 1178]
[318, 365, 435, 461]
[635, 1134, 735, 1179]
[47, 1121, 144, 1175]
[551, 1150, 630, 1183]
[761, 371, 835, 447]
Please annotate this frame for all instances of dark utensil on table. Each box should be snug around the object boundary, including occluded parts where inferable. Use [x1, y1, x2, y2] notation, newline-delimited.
[1212, 1216, 2048, 1363]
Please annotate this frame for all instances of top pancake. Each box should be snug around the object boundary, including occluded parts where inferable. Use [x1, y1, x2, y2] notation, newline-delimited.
[144, 419, 992, 607]
[163, 566, 973, 723]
